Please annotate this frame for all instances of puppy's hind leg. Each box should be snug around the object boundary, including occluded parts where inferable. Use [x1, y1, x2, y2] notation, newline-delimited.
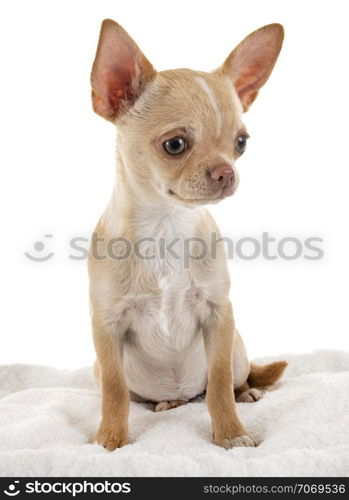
[233, 330, 263, 403]
[235, 381, 264, 403]
[233, 329, 287, 403]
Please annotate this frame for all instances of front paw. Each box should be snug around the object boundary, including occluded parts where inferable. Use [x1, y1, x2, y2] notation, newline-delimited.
[95, 424, 128, 451]
[214, 430, 257, 449]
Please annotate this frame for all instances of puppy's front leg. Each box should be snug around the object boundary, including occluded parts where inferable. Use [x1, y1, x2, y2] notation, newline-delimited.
[93, 319, 129, 451]
[203, 301, 256, 449]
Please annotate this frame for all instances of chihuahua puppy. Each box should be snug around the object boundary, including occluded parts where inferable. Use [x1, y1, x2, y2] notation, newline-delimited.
[89, 19, 286, 451]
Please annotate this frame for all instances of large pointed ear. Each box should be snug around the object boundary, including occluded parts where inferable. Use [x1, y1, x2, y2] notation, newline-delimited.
[91, 19, 156, 121]
[217, 24, 284, 112]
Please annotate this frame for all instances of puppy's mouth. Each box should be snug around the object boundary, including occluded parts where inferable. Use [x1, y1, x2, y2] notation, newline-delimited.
[167, 185, 237, 204]
[168, 189, 222, 204]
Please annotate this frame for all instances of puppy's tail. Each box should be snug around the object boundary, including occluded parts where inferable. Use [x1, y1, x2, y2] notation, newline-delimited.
[248, 360, 287, 388]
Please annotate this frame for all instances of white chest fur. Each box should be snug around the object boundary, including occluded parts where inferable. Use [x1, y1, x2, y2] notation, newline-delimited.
[121, 205, 209, 401]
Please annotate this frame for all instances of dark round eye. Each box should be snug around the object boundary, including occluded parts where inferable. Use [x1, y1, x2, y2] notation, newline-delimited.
[236, 135, 248, 154]
[163, 136, 188, 155]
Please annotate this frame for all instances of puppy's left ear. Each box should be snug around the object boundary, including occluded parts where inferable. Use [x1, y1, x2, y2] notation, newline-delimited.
[217, 24, 284, 112]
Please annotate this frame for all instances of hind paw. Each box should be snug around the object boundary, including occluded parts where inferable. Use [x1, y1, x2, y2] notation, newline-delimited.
[154, 400, 186, 412]
[236, 388, 264, 403]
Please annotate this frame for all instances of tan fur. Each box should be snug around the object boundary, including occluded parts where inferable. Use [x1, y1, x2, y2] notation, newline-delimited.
[234, 360, 287, 401]
[234, 381, 250, 400]
[248, 361, 288, 388]
[89, 19, 285, 450]
[202, 301, 255, 447]
[92, 315, 130, 451]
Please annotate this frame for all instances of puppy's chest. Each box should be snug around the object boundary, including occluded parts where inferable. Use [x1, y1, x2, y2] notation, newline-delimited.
[123, 208, 210, 350]
[129, 265, 207, 351]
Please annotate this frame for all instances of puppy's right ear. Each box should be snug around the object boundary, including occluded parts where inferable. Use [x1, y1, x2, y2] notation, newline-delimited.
[91, 19, 156, 122]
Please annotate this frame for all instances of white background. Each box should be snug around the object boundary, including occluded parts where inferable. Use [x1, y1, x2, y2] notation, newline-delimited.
[0, 0, 348, 368]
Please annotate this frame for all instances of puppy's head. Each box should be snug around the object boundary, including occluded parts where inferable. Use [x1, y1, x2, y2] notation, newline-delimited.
[91, 20, 283, 207]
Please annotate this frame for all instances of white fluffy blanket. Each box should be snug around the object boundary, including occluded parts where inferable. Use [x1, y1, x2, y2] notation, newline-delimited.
[1, 350, 349, 477]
